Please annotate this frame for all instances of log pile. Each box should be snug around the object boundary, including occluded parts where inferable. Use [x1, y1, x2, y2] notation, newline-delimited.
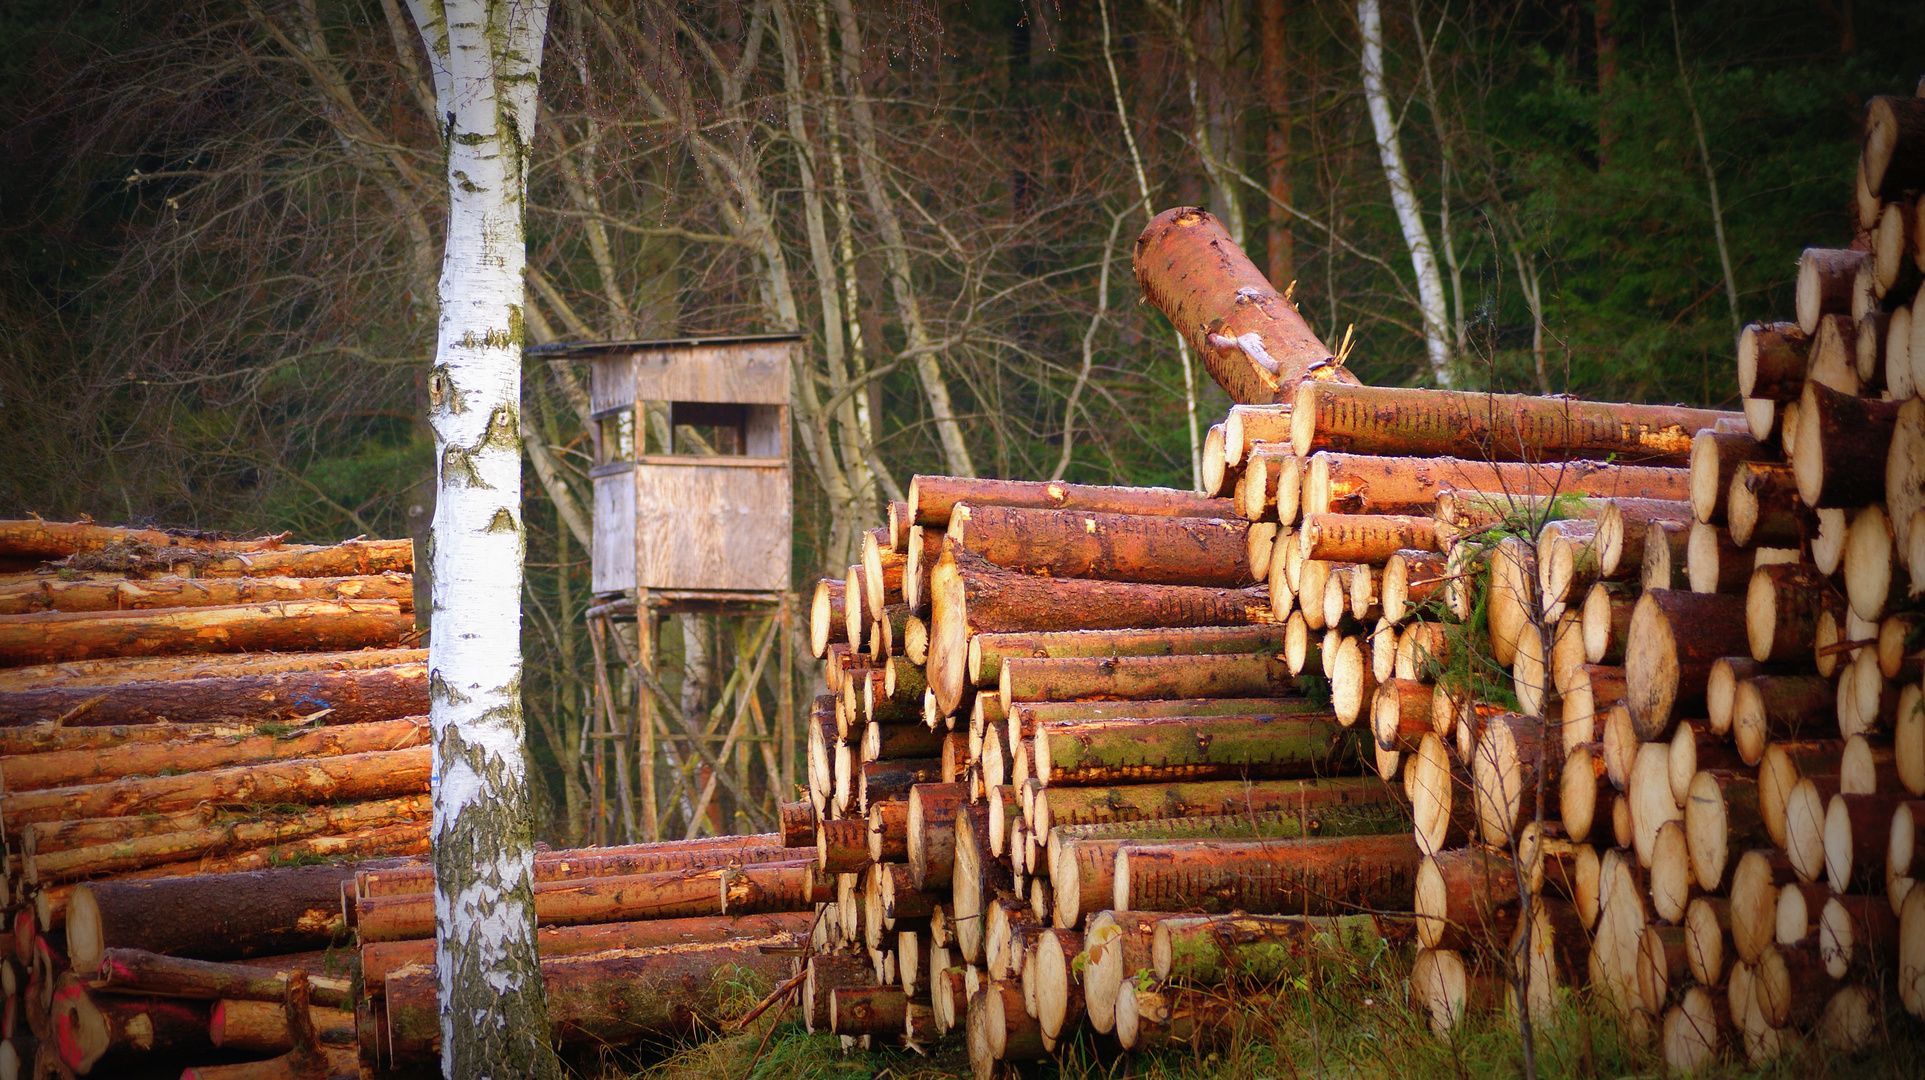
[0, 522, 444, 1077]
[784, 104, 1925, 1069]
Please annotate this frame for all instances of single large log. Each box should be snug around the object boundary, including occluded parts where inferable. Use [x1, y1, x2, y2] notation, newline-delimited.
[27, 794, 430, 884]
[1793, 381, 1901, 508]
[358, 861, 814, 943]
[1034, 711, 1358, 787]
[1731, 676, 1837, 766]
[1624, 590, 1748, 740]
[1132, 206, 1355, 402]
[0, 573, 410, 617]
[1745, 563, 1838, 665]
[1297, 514, 1440, 564]
[908, 476, 1231, 529]
[64, 859, 416, 973]
[1471, 713, 1559, 845]
[50, 980, 216, 1076]
[353, 834, 788, 900]
[1738, 322, 1813, 402]
[384, 938, 790, 1056]
[3, 717, 428, 795]
[0, 646, 425, 694]
[208, 998, 355, 1054]
[810, 578, 848, 659]
[0, 663, 428, 728]
[908, 783, 971, 891]
[90, 949, 351, 1008]
[950, 505, 1251, 588]
[0, 520, 291, 560]
[359, 912, 808, 996]
[1797, 249, 1870, 335]
[0, 600, 413, 667]
[1000, 653, 1293, 706]
[968, 625, 1288, 688]
[0, 746, 429, 830]
[1112, 834, 1420, 915]
[927, 549, 1271, 715]
[1291, 382, 1732, 466]
[1030, 775, 1398, 836]
[1726, 462, 1804, 549]
[1301, 453, 1691, 518]
[1046, 804, 1413, 927]
[1150, 912, 1406, 982]
[1863, 96, 1925, 199]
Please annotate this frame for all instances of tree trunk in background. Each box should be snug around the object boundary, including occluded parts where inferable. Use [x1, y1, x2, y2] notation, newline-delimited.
[1357, 0, 1452, 386]
[404, 0, 563, 1076]
[1260, 0, 1295, 291]
[1595, 0, 1618, 168]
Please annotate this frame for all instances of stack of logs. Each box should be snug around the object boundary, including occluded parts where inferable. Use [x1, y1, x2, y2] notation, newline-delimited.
[784, 90, 1925, 1076]
[0, 521, 438, 1078]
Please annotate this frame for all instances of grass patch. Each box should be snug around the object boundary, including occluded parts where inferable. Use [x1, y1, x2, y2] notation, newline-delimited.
[589, 944, 1922, 1080]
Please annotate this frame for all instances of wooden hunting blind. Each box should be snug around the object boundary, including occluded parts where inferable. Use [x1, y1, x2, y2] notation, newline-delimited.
[540, 333, 798, 601]
[526, 333, 800, 844]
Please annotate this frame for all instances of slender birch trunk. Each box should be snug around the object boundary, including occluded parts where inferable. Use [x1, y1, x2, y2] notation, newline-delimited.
[405, 1, 562, 1076]
[1357, 0, 1453, 386]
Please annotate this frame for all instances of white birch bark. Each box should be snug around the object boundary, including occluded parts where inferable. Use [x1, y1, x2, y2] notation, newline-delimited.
[1358, 0, 1453, 386]
[404, 0, 561, 1076]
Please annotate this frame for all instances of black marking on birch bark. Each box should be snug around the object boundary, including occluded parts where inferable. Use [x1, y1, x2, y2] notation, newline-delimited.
[486, 507, 517, 533]
[430, 670, 473, 707]
[429, 365, 467, 413]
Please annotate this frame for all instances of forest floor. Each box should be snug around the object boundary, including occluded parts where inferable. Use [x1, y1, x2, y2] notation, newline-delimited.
[582, 947, 1924, 1080]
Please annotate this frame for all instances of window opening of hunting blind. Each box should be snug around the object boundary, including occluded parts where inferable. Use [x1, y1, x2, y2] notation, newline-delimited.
[595, 401, 782, 464]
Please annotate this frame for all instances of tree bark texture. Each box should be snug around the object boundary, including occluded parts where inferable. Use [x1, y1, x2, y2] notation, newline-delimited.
[1131, 206, 1356, 403]
[1303, 452, 1690, 517]
[1292, 382, 1733, 465]
[1113, 833, 1420, 915]
[0, 572, 411, 617]
[1033, 711, 1360, 786]
[1000, 653, 1294, 706]
[1624, 590, 1749, 739]
[968, 625, 1288, 689]
[0, 664, 428, 727]
[2, 717, 429, 794]
[0, 600, 414, 667]
[951, 504, 1251, 588]
[909, 476, 1231, 528]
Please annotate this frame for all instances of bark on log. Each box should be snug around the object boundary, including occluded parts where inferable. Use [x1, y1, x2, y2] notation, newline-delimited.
[1132, 206, 1354, 403]
[1624, 590, 1748, 740]
[383, 938, 791, 1055]
[1000, 652, 1294, 706]
[810, 579, 847, 659]
[1863, 96, 1925, 199]
[927, 549, 1271, 715]
[1150, 912, 1406, 982]
[0, 600, 414, 668]
[1291, 382, 1732, 466]
[950, 505, 1251, 588]
[1726, 462, 1805, 549]
[909, 476, 1231, 529]
[90, 949, 350, 1009]
[358, 912, 808, 995]
[49, 981, 215, 1076]
[0, 521, 291, 560]
[0, 646, 424, 694]
[1793, 381, 1901, 508]
[0, 664, 427, 729]
[1030, 775, 1397, 837]
[1224, 405, 1293, 467]
[1797, 249, 1870, 335]
[1112, 833, 1420, 916]
[908, 783, 970, 891]
[27, 794, 429, 884]
[1035, 711, 1359, 786]
[366, 861, 811, 945]
[1732, 676, 1837, 766]
[1297, 514, 1440, 564]
[3, 717, 428, 796]
[968, 625, 1288, 689]
[1305, 453, 1691, 519]
[861, 536, 906, 622]
[64, 861, 410, 973]
[0, 746, 429, 830]
[1381, 549, 1451, 624]
[208, 998, 355, 1054]
[1738, 322, 1813, 402]
[352, 834, 794, 899]
[0, 573, 410, 617]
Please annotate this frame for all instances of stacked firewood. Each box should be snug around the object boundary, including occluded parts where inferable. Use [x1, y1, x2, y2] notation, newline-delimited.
[0, 521, 438, 1077]
[796, 477, 1433, 1072]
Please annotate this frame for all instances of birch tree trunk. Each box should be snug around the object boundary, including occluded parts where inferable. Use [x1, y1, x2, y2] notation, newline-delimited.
[405, 0, 562, 1076]
[1357, 0, 1453, 386]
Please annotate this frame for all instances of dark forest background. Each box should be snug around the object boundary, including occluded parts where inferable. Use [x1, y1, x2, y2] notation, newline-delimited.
[0, 0, 1917, 839]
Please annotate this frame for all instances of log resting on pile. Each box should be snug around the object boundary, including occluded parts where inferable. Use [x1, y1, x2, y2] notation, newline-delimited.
[0, 599, 414, 666]
[2, 716, 430, 794]
[1291, 382, 1734, 466]
[967, 625, 1288, 689]
[0, 660, 429, 727]
[0, 520, 293, 559]
[1132, 206, 1358, 403]
[0, 571, 411, 616]
[1302, 453, 1691, 517]
[907, 476, 1231, 529]
[0, 646, 425, 692]
[927, 549, 1272, 715]
[949, 505, 1253, 588]
[64, 860, 418, 973]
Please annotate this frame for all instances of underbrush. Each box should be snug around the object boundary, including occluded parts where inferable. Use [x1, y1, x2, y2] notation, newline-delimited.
[600, 946, 1923, 1080]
